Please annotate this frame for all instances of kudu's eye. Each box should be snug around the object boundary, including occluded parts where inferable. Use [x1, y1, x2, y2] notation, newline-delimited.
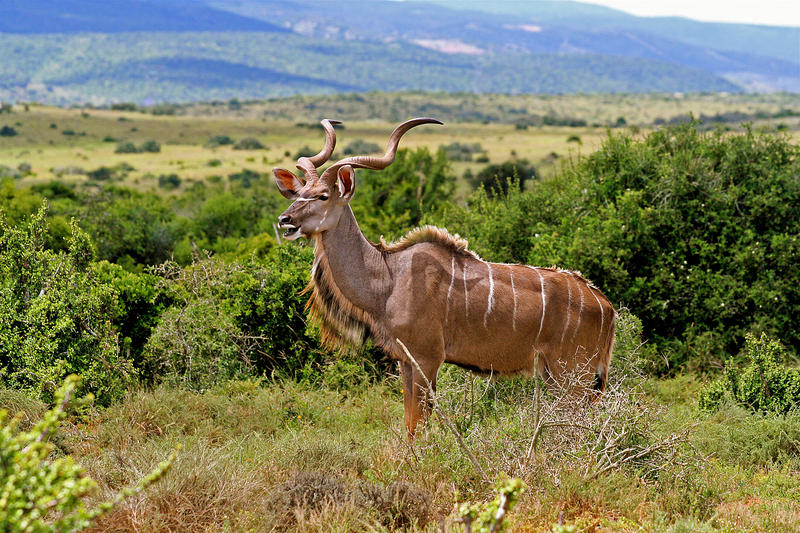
[318, 194, 329, 201]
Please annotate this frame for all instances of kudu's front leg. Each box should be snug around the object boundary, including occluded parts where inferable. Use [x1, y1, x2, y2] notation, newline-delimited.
[400, 358, 441, 440]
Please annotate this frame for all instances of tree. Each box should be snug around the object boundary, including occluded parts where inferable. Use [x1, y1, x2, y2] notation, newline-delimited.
[470, 159, 538, 196]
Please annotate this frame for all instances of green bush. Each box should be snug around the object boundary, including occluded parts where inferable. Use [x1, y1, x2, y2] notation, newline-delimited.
[455, 477, 525, 533]
[0, 125, 17, 136]
[233, 137, 265, 150]
[469, 159, 538, 196]
[87, 162, 133, 181]
[113, 141, 158, 154]
[114, 141, 138, 154]
[207, 135, 235, 147]
[0, 205, 134, 404]
[143, 244, 323, 389]
[194, 191, 259, 241]
[86, 166, 114, 181]
[699, 333, 800, 414]
[79, 188, 179, 267]
[91, 261, 169, 379]
[157, 173, 181, 190]
[139, 140, 161, 153]
[228, 168, 261, 188]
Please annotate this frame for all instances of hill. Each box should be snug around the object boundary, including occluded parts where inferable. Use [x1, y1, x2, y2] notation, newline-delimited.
[212, 0, 799, 91]
[0, 32, 739, 105]
[0, 0, 288, 33]
[0, 0, 796, 104]
[422, 0, 800, 64]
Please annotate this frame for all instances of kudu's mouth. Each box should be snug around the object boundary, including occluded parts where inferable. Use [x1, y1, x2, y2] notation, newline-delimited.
[279, 222, 302, 240]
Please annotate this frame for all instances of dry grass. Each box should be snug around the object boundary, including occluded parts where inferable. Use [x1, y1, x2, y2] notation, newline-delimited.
[2, 366, 799, 532]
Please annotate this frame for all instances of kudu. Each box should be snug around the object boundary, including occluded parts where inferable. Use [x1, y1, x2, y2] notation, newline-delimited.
[274, 118, 616, 437]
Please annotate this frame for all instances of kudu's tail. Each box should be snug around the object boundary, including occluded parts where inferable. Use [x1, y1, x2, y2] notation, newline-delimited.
[593, 313, 616, 393]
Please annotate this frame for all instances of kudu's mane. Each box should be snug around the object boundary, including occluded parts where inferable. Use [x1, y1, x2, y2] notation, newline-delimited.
[305, 226, 477, 352]
[305, 236, 372, 351]
[376, 225, 479, 258]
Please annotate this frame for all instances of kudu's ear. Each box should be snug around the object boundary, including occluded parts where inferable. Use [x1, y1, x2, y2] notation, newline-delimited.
[336, 165, 355, 200]
[273, 168, 303, 200]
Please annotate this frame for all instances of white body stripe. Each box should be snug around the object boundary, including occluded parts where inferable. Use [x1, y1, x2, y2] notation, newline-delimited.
[463, 262, 469, 319]
[484, 263, 495, 327]
[509, 265, 517, 331]
[533, 267, 546, 343]
[589, 287, 605, 349]
[445, 255, 455, 324]
[572, 273, 585, 341]
[560, 273, 573, 345]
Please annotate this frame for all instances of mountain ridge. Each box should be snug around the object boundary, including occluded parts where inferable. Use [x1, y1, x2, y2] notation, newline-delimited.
[0, 0, 796, 104]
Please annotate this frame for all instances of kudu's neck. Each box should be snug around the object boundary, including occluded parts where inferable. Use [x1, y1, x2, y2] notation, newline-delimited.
[317, 205, 389, 315]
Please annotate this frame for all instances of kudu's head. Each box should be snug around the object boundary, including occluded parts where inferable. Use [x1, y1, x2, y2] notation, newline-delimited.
[273, 117, 442, 240]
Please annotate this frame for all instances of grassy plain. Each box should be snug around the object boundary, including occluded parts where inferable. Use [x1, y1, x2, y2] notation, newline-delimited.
[1, 104, 602, 196]
[186, 91, 800, 126]
[2, 92, 798, 200]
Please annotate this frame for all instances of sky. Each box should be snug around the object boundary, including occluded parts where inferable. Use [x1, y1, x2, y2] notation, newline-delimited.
[584, 0, 799, 27]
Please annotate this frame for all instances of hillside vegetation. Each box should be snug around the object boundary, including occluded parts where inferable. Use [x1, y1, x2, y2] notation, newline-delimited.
[2, 0, 797, 105]
[0, 32, 741, 106]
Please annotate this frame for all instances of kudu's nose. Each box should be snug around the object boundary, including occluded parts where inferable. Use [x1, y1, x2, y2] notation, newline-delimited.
[278, 215, 292, 227]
